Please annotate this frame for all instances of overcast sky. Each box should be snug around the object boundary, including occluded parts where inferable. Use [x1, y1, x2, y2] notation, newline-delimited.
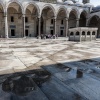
[79, 0, 99, 6]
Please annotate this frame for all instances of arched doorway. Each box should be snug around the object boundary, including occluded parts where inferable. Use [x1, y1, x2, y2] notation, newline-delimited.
[68, 10, 77, 28]
[25, 4, 38, 37]
[0, 4, 4, 37]
[57, 9, 66, 37]
[79, 12, 86, 27]
[41, 6, 55, 36]
[89, 16, 100, 37]
[7, 2, 22, 38]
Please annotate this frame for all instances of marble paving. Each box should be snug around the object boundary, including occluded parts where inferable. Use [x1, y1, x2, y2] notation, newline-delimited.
[0, 38, 100, 100]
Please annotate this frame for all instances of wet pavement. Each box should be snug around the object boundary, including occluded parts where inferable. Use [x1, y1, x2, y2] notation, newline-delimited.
[0, 38, 100, 100]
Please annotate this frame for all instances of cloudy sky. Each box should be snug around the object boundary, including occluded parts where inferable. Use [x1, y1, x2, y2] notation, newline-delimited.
[79, 0, 99, 6]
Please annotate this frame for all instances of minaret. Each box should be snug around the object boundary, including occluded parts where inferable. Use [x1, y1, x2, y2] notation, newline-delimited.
[83, 0, 90, 4]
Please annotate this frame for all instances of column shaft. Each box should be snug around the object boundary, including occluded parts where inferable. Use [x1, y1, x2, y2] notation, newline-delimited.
[76, 19, 79, 27]
[65, 18, 68, 37]
[4, 15, 8, 38]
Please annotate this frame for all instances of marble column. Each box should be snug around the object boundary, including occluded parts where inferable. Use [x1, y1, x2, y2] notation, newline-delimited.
[90, 31, 92, 41]
[85, 31, 87, 41]
[22, 14, 25, 37]
[76, 18, 79, 27]
[4, 14, 8, 38]
[80, 31, 82, 42]
[65, 18, 68, 37]
[54, 17, 56, 38]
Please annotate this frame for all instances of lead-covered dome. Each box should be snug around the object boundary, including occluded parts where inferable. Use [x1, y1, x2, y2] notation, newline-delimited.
[64, 0, 74, 5]
[84, 3, 94, 7]
[74, 2, 84, 7]
[57, 0, 63, 3]
[92, 5, 100, 12]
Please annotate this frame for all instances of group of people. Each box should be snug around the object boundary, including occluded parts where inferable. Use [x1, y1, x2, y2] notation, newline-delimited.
[37, 34, 58, 39]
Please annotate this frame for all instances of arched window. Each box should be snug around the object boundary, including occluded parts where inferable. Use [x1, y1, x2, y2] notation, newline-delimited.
[92, 31, 95, 35]
[87, 31, 90, 35]
[70, 32, 74, 35]
[82, 31, 85, 35]
[76, 31, 79, 35]
[11, 16, 14, 22]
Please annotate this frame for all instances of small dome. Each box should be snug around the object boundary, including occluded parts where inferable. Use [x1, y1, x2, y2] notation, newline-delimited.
[74, 2, 84, 7]
[84, 3, 94, 7]
[92, 5, 100, 12]
[57, 0, 63, 3]
[64, 0, 74, 5]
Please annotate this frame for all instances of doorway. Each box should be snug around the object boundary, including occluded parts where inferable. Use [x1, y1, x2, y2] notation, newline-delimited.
[25, 30, 29, 36]
[11, 29, 15, 37]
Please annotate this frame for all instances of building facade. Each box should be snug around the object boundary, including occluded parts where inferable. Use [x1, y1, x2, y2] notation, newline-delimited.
[0, 0, 98, 38]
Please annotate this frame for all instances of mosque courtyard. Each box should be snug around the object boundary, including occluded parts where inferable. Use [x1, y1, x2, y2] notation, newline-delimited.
[0, 38, 100, 100]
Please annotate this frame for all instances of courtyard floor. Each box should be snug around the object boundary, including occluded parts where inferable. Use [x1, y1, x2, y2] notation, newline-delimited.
[0, 38, 100, 100]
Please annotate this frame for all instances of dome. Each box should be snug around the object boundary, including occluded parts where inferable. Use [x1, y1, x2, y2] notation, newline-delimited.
[64, 0, 74, 5]
[74, 2, 84, 7]
[92, 5, 100, 12]
[84, 3, 94, 7]
[57, 0, 63, 3]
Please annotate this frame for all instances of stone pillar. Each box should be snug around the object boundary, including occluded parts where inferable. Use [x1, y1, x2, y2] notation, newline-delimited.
[85, 31, 87, 41]
[65, 18, 68, 37]
[54, 17, 56, 38]
[22, 14, 25, 37]
[95, 31, 97, 40]
[80, 31, 82, 42]
[4, 13, 8, 38]
[38, 17, 41, 38]
[76, 19, 79, 27]
[90, 31, 92, 41]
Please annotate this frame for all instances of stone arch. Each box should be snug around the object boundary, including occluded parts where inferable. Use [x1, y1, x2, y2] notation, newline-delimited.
[41, 4, 56, 17]
[7, 0, 24, 14]
[88, 15, 99, 27]
[56, 6, 68, 37]
[24, 2, 40, 16]
[0, 1, 4, 12]
[69, 7, 79, 19]
[56, 6, 68, 18]
[7, 1, 23, 38]
[68, 8, 78, 28]
[25, 3, 40, 37]
[79, 10, 87, 27]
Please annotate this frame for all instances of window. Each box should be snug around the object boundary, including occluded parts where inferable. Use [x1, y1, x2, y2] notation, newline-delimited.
[61, 20, 63, 25]
[11, 29, 15, 36]
[11, 16, 14, 22]
[76, 32, 79, 35]
[92, 31, 95, 35]
[60, 30, 63, 36]
[82, 31, 85, 35]
[70, 32, 73, 35]
[51, 19, 53, 24]
[87, 31, 90, 35]
[25, 17, 28, 23]
[25, 30, 29, 36]
[50, 30, 53, 35]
